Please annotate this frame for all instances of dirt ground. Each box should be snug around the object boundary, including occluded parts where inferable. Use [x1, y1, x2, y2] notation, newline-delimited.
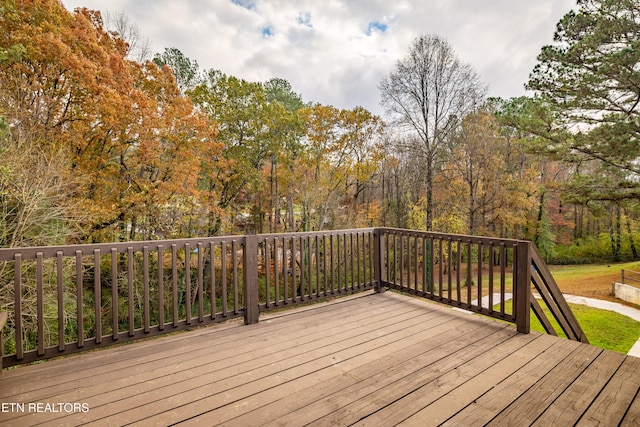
[555, 270, 622, 300]
[549, 262, 640, 309]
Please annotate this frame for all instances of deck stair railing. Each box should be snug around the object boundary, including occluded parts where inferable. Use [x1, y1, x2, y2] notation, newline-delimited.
[0, 227, 586, 369]
[529, 245, 589, 343]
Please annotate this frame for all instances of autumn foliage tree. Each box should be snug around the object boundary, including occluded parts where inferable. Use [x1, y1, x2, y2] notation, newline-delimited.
[436, 109, 536, 237]
[379, 34, 486, 230]
[0, 0, 215, 242]
[296, 105, 384, 231]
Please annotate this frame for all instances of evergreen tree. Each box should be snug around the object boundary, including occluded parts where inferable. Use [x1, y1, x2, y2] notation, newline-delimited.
[528, 0, 640, 202]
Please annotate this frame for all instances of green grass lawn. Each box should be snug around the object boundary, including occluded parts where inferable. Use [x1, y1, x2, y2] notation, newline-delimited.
[497, 300, 640, 354]
[550, 260, 640, 280]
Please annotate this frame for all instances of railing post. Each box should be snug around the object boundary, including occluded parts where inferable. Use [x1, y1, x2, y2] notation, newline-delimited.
[0, 311, 7, 372]
[374, 228, 386, 293]
[515, 241, 532, 334]
[243, 234, 260, 325]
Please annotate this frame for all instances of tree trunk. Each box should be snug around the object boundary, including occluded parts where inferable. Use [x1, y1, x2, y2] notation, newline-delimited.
[534, 192, 545, 246]
[616, 205, 622, 261]
[425, 163, 434, 231]
[129, 215, 137, 241]
[269, 156, 275, 233]
[274, 162, 280, 232]
[287, 193, 295, 231]
[609, 204, 622, 262]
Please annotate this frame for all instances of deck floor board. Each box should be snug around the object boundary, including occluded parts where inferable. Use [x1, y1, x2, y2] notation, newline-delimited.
[377, 333, 560, 427]
[0, 291, 638, 427]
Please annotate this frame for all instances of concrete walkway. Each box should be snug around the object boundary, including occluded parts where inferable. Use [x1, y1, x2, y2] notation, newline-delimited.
[473, 293, 640, 358]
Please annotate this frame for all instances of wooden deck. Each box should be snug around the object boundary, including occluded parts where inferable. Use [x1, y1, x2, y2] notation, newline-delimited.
[1, 291, 639, 426]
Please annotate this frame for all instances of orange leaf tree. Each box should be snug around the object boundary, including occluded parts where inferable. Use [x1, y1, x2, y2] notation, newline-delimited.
[0, 1, 217, 242]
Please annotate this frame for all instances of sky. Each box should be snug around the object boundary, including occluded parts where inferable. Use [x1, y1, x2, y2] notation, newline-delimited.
[61, 0, 577, 116]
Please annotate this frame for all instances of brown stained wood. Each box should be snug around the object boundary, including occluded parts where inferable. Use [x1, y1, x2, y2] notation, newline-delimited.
[75, 250, 84, 348]
[233, 240, 239, 314]
[577, 356, 640, 427]
[359, 333, 561, 427]
[515, 241, 531, 334]
[442, 335, 578, 427]
[243, 235, 259, 324]
[621, 392, 640, 427]
[0, 291, 638, 427]
[143, 246, 150, 333]
[488, 243, 494, 310]
[532, 273, 576, 339]
[447, 239, 452, 301]
[36, 253, 44, 356]
[197, 242, 204, 321]
[316, 236, 321, 296]
[1, 295, 417, 424]
[90, 303, 450, 425]
[456, 240, 462, 302]
[530, 244, 587, 343]
[499, 243, 506, 316]
[127, 247, 134, 335]
[157, 245, 164, 330]
[486, 344, 603, 426]
[0, 311, 7, 370]
[532, 350, 626, 426]
[58, 251, 66, 350]
[530, 294, 558, 336]
[0, 293, 386, 395]
[303, 325, 522, 427]
[185, 309, 489, 426]
[0, 295, 375, 392]
[197, 320, 507, 426]
[477, 242, 483, 306]
[274, 238, 280, 303]
[171, 244, 178, 327]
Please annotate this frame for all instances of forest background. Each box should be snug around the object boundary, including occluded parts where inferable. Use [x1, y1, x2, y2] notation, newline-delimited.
[1, 0, 639, 265]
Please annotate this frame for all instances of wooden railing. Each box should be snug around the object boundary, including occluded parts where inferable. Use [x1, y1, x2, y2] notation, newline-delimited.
[379, 228, 588, 343]
[378, 228, 521, 323]
[0, 228, 586, 368]
[256, 230, 376, 311]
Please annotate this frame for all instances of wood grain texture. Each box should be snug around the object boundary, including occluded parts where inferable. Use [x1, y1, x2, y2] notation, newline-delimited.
[0, 291, 637, 427]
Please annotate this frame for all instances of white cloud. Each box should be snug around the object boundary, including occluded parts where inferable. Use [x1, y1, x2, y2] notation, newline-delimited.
[61, 0, 576, 116]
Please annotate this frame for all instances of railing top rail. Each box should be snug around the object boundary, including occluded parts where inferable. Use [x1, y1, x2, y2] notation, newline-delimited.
[0, 229, 381, 260]
[0, 235, 248, 261]
[256, 228, 376, 242]
[0, 227, 527, 261]
[380, 227, 525, 246]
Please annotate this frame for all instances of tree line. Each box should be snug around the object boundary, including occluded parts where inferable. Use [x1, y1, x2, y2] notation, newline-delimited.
[1, 0, 638, 263]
